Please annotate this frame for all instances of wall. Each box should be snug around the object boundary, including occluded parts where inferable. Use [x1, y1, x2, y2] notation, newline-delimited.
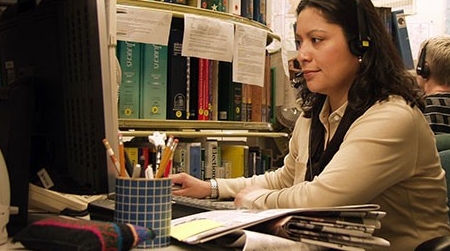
[406, 0, 447, 59]
[269, 0, 449, 61]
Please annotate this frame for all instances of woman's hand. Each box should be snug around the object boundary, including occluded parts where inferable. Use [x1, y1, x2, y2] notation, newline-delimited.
[234, 184, 263, 209]
[170, 172, 211, 199]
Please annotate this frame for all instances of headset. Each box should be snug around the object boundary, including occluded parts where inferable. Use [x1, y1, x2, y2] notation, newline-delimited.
[416, 41, 430, 78]
[349, 0, 371, 57]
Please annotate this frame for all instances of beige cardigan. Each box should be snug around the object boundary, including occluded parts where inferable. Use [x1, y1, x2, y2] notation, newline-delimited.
[216, 96, 450, 251]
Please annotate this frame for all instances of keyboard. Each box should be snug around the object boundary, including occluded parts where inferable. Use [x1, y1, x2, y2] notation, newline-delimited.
[88, 195, 236, 221]
[172, 195, 237, 211]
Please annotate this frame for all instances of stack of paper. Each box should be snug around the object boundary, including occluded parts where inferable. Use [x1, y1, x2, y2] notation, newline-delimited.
[254, 206, 390, 250]
[171, 204, 390, 251]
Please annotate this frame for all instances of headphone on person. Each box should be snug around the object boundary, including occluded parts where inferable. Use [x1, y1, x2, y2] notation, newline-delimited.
[416, 41, 430, 78]
[349, 0, 370, 57]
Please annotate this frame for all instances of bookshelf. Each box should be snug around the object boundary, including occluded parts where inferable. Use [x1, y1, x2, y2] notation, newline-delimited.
[116, 0, 280, 43]
[116, 0, 288, 174]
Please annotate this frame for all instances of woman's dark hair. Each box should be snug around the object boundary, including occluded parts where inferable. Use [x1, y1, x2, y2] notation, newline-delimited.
[296, 0, 424, 117]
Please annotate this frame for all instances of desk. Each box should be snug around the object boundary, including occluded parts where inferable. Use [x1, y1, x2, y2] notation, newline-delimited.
[0, 238, 208, 251]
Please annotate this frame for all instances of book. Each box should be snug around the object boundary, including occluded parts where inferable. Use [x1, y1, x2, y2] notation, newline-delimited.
[227, 0, 240, 15]
[250, 84, 263, 122]
[164, 0, 188, 4]
[247, 146, 263, 176]
[187, 0, 201, 8]
[173, 142, 190, 174]
[253, 0, 266, 24]
[200, 0, 225, 12]
[204, 140, 219, 179]
[187, 57, 199, 120]
[241, 84, 251, 122]
[188, 142, 203, 179]
[117, 40, 141, 119]
[391, 10, 414, 70]
[140, 43, 168, 119]
[171, 204, 389, 251]
[241, 0, 253, 19]
[220, 144, 248, 178]
[218, 61, 242, 121]
[167, 28, 187, 120]
[198, 58, 209, 120]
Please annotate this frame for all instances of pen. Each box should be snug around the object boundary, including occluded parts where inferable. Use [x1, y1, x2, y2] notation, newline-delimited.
[132, 164, 142, 178]
[145, 164, 154, 179]
[102, 138, 121, 176]
[155, 136, 177, 178]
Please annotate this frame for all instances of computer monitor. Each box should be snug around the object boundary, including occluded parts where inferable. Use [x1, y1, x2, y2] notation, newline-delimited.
[0, 0, 118, 200]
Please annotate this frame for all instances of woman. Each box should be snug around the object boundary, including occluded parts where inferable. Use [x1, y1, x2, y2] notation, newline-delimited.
[172, 0, 450, 249]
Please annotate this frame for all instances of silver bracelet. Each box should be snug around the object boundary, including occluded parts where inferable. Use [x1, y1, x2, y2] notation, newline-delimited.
[209, 178, 218, 199]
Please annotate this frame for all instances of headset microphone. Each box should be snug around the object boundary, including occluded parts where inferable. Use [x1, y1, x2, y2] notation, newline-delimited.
[416, 42, 430, 78]
[291, 71, 304, 89]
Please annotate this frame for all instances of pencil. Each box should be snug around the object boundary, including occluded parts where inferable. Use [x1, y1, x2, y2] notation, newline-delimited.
[102, 138, 121, 176]
[118, 134, 126, 177]
[163, 139, 178, 177]
[155, 136, 177, 178]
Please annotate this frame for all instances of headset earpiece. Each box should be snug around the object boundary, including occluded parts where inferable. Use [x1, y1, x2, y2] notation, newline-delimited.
[350, 0, 370, 57]
[416, 42, 430, 78]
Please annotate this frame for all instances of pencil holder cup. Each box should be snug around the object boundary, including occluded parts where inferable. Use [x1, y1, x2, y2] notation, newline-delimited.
[114, 177, 172, 249]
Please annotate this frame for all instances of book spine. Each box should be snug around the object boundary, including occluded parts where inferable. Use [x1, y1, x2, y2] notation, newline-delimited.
[198, 58, 207, 120]
[221, 145, 247, 178]
[233, 82, 243, 121]
[173, 142, 189, 173]
[117, 41, 141, 119]
[264, 52, 272, 123]
[391, 10, 414, 70]
[241, 0, 253, 19]
[205, 59, 212, 120]
[250, 85, 263, 122]
[169, 0, 188, 4]
[188, 57, 199, 120]
[167, 28, 187, 120]
[201, 146, 206, 180]
[124, 146, 139, 168]
[253, 0, 266, 24]
[141, 44, 168, 119]
[201, 0, 225, 12]
[189, 142, 203, 179]
[228, 0, 240, 15]
[188, 0, 201, 8]
[204, 140, 219, 179]
[217, 62, 242, 121]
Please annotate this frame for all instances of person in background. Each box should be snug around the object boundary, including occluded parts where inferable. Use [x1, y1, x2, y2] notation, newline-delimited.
[172, 0, 450, 250]
[416, 35, 450, 134]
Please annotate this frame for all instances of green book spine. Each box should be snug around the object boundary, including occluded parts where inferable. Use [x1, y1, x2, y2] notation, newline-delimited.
[201, 0, 225, 12]
[117, 41, 141, 119]
[140, 44, 168, 119]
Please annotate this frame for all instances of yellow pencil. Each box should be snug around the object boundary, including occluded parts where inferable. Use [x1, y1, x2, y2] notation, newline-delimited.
[155, 136, 177, 178]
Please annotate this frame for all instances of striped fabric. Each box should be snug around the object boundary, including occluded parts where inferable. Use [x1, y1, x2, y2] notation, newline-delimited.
[423, 93, 450, 134]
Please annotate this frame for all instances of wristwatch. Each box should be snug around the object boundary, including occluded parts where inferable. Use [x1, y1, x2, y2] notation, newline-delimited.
[209, 178, 218, 199]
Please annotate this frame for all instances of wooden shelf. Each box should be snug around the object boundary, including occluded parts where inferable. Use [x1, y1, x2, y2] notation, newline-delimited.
[118, 119, 288, 138]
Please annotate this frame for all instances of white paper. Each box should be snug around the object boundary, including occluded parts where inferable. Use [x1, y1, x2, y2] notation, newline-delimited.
[233, 24, 267, 87]
[182, 14, 234, 62]
[116, 5, 172, 46]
